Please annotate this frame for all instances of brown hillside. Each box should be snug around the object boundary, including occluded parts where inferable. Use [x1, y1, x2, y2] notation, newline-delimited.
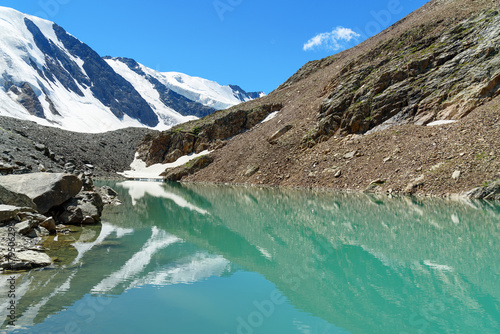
[139, 0, 500, 197]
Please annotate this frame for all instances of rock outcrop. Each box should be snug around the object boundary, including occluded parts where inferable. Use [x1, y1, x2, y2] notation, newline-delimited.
[0, 173, 82, 214]
[0, 172, 120, 271]
[52, 191, 104, 225]
[137, 103, 282, 166]
[305, 10, 500, 145]
[463, 181, 500, 200]
[161, 155, 214, 182]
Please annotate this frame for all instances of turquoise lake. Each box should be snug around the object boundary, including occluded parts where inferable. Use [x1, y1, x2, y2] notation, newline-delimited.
[1, 181, 499, 334]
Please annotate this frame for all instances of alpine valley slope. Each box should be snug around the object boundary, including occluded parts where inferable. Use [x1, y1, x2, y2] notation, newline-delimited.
[0, 6, 263, 133]
[139, 0, 500, 197]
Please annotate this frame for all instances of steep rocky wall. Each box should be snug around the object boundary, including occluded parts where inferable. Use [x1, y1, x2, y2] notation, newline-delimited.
[137, 103, 282, 166]
[305, 10, 500, 146]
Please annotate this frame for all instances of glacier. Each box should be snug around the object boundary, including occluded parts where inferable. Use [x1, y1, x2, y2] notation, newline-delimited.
[0, 6, 264, 133]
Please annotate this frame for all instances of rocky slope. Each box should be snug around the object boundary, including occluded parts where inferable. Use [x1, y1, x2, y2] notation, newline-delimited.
[138, 0, 500, 198]
[0, 115, 155, 178]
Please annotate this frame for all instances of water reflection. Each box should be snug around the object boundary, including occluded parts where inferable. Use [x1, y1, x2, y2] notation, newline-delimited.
[1, 181, 499, 333]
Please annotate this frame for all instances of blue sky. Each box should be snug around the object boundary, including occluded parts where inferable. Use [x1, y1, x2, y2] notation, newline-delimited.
[3, 0, 428, 93]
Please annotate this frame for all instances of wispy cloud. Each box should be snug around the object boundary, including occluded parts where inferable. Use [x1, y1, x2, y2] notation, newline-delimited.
[303, 27, 360, 51]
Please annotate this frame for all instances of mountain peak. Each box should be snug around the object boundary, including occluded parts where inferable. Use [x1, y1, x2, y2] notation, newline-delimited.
[0, 7, 263, 133]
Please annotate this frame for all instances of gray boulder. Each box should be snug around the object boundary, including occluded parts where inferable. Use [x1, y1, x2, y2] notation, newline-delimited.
[244, 165, 260, 177]
[268, 124, 293, 143]
[463, 181, 500, 200]
[1, 250, 52, 270]
[56, 191, 104, 225]
[96, 186, 121, 205]
[0, 184, 37, 209]
[0, 173, 82, 214]
[40, 217, 57, 234]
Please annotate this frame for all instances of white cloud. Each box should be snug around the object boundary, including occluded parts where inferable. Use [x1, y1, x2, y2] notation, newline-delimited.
[303, 27, 360, 51]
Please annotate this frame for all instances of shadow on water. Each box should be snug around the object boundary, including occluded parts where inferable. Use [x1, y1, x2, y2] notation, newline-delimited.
[1, 181, 499, 333]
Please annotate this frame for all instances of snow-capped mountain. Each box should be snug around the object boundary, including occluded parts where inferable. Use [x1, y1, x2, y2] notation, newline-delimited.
[0, 7, 264, 133]
[104, 57, 263, 117]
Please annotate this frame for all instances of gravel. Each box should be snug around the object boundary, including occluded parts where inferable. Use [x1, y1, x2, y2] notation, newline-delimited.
[0, 116, 157, 178]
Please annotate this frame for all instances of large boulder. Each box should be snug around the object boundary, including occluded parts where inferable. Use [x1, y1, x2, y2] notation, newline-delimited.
[0, 173, 82, 214]
[55, 191, 104, 225]
[0, 184, 37, 209]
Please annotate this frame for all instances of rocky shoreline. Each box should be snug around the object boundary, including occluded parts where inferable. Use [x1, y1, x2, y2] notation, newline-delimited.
[136, 2, 500, 199]
[0, 171, 119, 271]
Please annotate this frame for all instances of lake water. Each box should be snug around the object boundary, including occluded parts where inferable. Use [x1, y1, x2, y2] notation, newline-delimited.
[1, 181, 499, 334]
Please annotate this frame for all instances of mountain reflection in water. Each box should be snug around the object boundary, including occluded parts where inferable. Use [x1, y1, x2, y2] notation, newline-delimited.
[1, 181, 498, 334]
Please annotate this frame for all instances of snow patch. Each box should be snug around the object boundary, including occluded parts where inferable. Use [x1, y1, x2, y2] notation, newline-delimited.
[260, 110, 280, 123]
[423, 260, 453, 271]
[427, 120, 457, 126]
[118, 150, 212, 179]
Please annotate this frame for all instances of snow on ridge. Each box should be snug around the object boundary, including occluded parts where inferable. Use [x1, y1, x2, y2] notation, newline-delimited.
[0, 6, 263, 133]
[104, 58, 196, 129]
[158, 71, 249, 110]
[108, 56, 261, 117]
[0, 7, 181, 133]
[0, 6, 126, 133]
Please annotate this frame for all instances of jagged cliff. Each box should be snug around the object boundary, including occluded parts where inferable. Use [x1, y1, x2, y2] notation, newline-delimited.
[138, 0, 500, 197]
[307, 9, 500, 144]
[137, 103, 282, 164]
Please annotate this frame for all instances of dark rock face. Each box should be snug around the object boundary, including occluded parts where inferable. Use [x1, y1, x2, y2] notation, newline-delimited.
[0, 185, 37, 209]
[23, 18, 159, 127]
[228, 85, 264, 101]
[51, 24, 159, 127]
[107, 57, 216, 118]
[138, 103, 282, 166]
[24, 18, 87, 97]
[12, 82, 45, 118]
[306, 10, 500, 145]
[464, 181, 500, 200]
[161, 155, 214, 181]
